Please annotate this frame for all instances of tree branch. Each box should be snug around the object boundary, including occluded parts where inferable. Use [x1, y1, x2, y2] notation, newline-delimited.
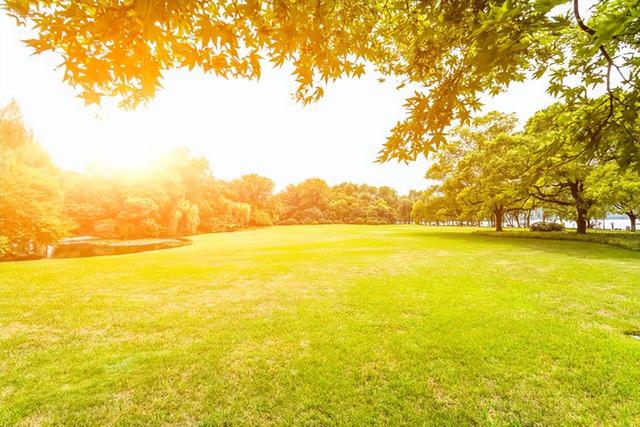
[530, 185, 572, 206]
[572, 0, 616, 130]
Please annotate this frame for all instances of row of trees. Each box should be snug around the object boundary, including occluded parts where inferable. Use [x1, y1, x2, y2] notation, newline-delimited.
[0, 102, 420, 260]
[412, 96, 640, 234]
[278, 180, 419, 225]
[62, 150, 254, 240]
[6, 0, 638, 239]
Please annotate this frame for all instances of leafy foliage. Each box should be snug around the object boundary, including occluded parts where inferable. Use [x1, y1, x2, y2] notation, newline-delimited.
[6, 0, 639, 160]
[413, 101, 640, 234]
[417, 112, 532, 231]
[277, 217, 299, 226]
[62, 148, 256, 239]
[277, 179, 408, 225]
[585, 162, 640, 230]
[0, 101, 71, 260]
[228, 174, 278, 226]
[523, 99, 618, 233]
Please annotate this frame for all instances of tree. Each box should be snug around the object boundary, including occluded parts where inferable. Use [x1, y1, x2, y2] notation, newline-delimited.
[8, 0, 639, 161]
[63, 172, 124, 236]
[524, 100, 616, 233]
[0, 101, 70, 259]
[62, 147, 262, 237]
[117, 197, 162, 238]
[279, 178, 330, 223]
[397, 197, 414, 224]
[229, 174, 275, 207]
[228, 174, 277, 226]
[426, 112, 530, 231]
[586, 163, 640, 231]
[170, 198, 200, 236]
[327, 183, 368, 224]
[456, 134, 533, 231]
[412, 187, 463, 226]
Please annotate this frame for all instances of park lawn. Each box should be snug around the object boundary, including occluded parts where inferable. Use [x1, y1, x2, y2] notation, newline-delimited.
[1, 225, 640, 425]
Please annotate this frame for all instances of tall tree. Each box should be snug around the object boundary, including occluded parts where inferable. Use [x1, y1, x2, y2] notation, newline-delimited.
[455, 134, 533, 231]
[525, 100, 616, 233]
[279, 178, 330, 223]
[427, 112, 529, 231]
[228, 174, 277, 226]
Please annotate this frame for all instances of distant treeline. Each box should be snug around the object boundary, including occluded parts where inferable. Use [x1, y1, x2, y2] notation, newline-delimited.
[0, 101, 419, 260]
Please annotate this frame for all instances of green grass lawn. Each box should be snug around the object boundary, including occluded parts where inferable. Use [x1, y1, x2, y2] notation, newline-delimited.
[2, 225, 640, 425]
[475, 229, 640, 252]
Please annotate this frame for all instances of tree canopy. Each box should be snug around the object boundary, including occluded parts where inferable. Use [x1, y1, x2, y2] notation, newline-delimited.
[0, 101, 70, 259]
[5, 0, 639, 161]
[423, 112, 532, 231]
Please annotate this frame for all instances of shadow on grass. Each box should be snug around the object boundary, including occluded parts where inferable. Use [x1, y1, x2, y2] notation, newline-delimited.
[394, 228, 640, 262]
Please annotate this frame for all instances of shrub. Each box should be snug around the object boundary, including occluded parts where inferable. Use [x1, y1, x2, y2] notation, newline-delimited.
[530, 222, 564, 232]
[278, 218, 299, 226]
[352, 217, 365, 225]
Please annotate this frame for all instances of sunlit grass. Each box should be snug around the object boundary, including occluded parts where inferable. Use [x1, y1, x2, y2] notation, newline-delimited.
[1, 225, 640, 424]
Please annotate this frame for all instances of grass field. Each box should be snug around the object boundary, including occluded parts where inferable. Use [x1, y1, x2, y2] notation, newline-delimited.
[2, 225, 640, 425]
[475, 229, 640, 252]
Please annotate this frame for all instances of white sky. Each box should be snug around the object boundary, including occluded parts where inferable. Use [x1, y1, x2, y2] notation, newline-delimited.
[0, 11, 555, 194]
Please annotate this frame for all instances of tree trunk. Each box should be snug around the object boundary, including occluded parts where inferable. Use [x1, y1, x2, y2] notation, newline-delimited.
[495, 207, 504, 232]
[568, 181, 590, 234]
[628, 212, 637, 232]
[576, 207, 587, 234]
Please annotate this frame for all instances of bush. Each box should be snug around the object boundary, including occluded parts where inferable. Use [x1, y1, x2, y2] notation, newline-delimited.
[352, 217, 365, 225]
[530, 222, 564, 232]
[278, 218, 299, 226]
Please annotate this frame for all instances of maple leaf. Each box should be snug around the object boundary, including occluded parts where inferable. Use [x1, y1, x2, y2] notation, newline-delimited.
[79, 90, 102, 106]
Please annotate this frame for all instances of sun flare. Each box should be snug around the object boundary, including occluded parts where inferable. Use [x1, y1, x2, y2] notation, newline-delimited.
[90, 147, 155, 174]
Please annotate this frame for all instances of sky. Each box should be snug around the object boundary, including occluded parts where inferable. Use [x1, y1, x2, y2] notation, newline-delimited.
[0, 11, 555, 194]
